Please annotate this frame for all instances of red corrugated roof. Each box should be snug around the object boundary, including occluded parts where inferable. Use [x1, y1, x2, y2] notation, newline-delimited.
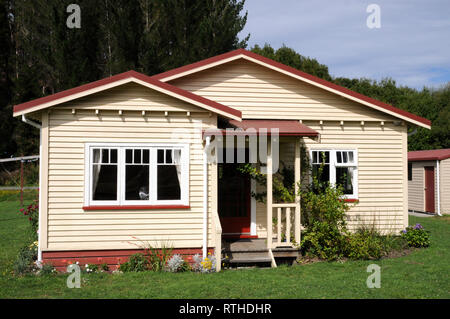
[13, 70, 242, 120]
[408, 149, 450, 161]
[204, 119, 319, 136]
[153, 49, 431, 128]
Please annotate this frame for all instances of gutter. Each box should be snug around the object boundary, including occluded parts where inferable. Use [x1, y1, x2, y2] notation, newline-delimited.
[437, 160, 442, 216]
[202, 136, 211, 258]
[21, 115, 43, 262]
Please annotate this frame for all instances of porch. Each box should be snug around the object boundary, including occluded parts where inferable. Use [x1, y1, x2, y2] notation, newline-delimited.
[206, 119, 319, 270]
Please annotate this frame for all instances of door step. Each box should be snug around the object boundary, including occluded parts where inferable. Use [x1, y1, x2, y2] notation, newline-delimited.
[222, 238, 300, 267]
[222, 238, 271, 267]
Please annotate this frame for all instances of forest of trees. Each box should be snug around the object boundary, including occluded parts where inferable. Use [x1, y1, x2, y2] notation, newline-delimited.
[0, 0, 448, 159]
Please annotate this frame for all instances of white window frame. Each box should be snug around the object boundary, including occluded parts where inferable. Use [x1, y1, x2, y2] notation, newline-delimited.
[310, 149, 359, 200]
[84, 143, 190, 207]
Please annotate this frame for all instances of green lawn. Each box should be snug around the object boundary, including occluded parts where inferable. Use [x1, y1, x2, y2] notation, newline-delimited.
[0, 193, 449, 299]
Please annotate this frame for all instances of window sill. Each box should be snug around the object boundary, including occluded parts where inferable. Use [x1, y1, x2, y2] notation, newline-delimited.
[82, 205, 190, 211]
[343, 199, 359, 203]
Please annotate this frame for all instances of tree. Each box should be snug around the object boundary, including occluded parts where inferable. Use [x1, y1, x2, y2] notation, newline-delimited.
[1, 0, 249, 157]
[251, 43, 332, 81]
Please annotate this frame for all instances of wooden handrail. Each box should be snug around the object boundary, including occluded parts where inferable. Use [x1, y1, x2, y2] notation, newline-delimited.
[272, 203, 297, 208]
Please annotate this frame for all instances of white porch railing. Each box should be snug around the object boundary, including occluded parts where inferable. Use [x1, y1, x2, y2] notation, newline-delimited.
[272, 203, 299, 248]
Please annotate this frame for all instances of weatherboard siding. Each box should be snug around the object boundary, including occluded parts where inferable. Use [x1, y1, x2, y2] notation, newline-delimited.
[44, 85, 217, 252]
[170, 60, 408, 234]
[441, 158, 450, 214]
[408, 160, 441, 214]
[170, 59, 396, 122]
[253, 123, 407, 236]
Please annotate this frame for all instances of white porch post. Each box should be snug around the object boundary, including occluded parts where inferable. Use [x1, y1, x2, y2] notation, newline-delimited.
[266, 138, 273, 250]
[294, 138, 301, 244]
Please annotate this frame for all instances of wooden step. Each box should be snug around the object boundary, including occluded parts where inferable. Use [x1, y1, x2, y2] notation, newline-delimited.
[222, 238, 271, 266]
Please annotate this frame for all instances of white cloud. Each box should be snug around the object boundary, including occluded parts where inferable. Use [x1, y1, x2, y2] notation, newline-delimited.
[240, 0, 450, 89]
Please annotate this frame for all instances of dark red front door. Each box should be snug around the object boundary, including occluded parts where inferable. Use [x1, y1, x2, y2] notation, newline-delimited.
[218, 162, 251, 235]
[424, 166, 435, 213]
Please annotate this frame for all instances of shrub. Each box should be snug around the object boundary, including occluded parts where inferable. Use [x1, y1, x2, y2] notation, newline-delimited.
[84, 263, 99, 273]
[14, 242, 38, 275]
[192, 253, 216, 273]
[119, 253, 150, 272]
[299, 164, 351, 260]
[401, 223, 430, 248]
[145, 244, 173, 271]
[167, 254, 190, 272]
[100, 263, 110, 272]
[127, 238, 174, 272]
[39, 263, 57, 275]
[19, 200, 39, 240]
[345, 229, 384, 260]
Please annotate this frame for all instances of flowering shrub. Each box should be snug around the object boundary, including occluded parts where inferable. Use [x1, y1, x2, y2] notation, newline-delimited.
[192, 253, 216, 273]
[166, 254, 190, 272]
[19, 199, 39, 240]
[84, 263, 99, 273]
[401, 223, 430, 248]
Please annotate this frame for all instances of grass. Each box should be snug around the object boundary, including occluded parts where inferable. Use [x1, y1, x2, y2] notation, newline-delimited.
[0, 191, 449, 299]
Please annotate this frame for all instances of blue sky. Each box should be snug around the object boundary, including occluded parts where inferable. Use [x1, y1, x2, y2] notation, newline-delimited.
[239, 0, 450, 89]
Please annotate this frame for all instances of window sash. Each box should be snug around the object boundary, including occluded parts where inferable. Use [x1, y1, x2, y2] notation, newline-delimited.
[310, 149, 358, 199]
[85, 143, 189, 207]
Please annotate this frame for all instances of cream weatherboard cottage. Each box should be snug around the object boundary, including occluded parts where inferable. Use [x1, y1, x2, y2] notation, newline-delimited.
[13, 49, 431, 271]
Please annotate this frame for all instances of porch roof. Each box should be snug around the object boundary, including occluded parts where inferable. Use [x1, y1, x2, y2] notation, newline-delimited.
[219, 119, 319, 137]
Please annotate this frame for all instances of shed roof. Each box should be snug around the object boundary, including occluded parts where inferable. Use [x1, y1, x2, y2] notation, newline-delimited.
[408, 149, 450, 161]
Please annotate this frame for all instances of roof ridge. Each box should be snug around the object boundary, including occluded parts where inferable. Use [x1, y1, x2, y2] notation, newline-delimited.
[152, 48, 431, 128]
[13, 69, 242, 120]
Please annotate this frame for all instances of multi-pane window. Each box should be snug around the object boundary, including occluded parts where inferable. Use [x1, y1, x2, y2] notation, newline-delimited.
[157, 149, 182, 201]
[92, 148, 118, 201]
[86, 144, 188, 206]
[125, 148, 150, 201]
[311, 149, 358, 199]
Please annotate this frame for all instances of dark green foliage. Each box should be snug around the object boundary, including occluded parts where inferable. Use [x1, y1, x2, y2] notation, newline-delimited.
[300, 170, 350, 260]
[1, 0, 249, 157]
[13, 243, 37, 275]
[100, 263, 110, 272]
[251, 44, 332, 81]
[119, 253, 150, 272]
[344, 228, 408, 260]
[39, 263, 57, 275]
[401, 224, 430, 248]
[236, 162, 295, 203]
[300, 164, 414, 261]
